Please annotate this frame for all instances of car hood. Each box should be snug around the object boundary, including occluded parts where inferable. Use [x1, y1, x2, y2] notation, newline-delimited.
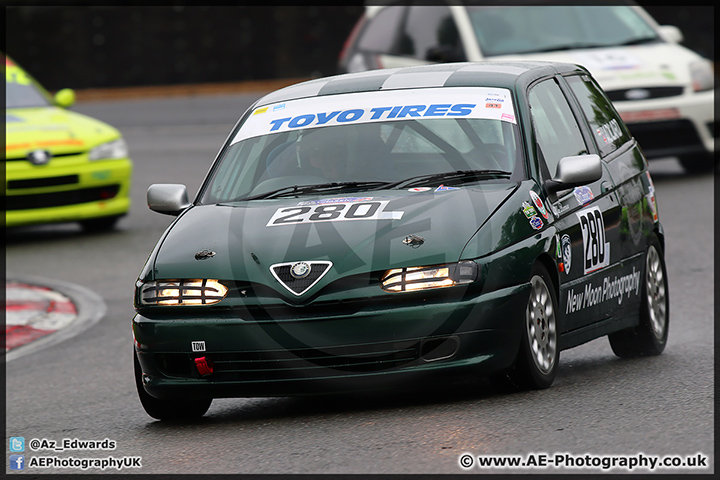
[152, 183, 518, 288]
[495, 42, 697, 90]
[5, 106, 120, 157]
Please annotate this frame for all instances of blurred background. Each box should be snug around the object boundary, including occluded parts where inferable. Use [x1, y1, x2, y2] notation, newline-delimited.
[5, 5, 714, 93]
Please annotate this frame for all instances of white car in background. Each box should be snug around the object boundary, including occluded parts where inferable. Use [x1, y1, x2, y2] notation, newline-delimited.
[339, 2, 715, 173]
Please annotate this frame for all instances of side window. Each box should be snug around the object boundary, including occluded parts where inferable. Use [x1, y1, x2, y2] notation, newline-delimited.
[566, 74, 632, 157]
[357, 6, 406, 54]
[528, 78, 588, 178]
[399, 6, 464, 61]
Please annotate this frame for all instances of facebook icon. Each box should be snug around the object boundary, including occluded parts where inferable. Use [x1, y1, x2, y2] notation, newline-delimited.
[10, 455, 25, 470]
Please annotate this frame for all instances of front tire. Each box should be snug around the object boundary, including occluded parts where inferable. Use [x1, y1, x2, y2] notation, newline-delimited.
[492, 263, 559, 391]
[134, 350, 212, 421]
[608, 234, 669, 358]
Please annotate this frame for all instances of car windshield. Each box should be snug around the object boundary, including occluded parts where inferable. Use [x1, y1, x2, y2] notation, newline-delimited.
[467, 5, 660, 57]
[199, 87, 522, 204]
[5, 65, 51, 108]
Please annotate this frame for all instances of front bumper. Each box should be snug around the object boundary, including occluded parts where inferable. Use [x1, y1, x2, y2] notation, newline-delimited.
[4, 157, 133, 227]
[133, 283, 529, 399]
[615, 89, 715, 159]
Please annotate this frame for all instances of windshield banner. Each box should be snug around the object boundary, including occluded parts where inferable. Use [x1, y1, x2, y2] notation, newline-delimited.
[233, 87, 516, 144]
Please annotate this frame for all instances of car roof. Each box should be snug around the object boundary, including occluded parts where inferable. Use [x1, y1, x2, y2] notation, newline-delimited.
[255, 61, 587, 107]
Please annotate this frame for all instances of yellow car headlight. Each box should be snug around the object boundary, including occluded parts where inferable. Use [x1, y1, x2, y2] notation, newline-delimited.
[89, 138, 128, 160]
[139, 279, 228, 306]
[380, 261, 478, 293]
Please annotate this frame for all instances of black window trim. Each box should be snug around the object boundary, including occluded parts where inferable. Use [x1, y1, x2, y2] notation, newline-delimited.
[558, 73, 635, 161]
[526, 74, 592, 185]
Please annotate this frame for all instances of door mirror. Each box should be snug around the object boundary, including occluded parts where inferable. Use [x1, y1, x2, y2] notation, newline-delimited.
[658, 25, 683, 43]
[147, 184, 191, 216]
[54, 88, 75, 108]
[545, 154, 602, 194]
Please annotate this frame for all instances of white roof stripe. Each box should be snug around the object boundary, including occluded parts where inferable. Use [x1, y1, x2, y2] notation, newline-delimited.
[380, 71, 455, 90]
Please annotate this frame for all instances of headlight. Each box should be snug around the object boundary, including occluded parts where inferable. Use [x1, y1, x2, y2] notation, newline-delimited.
[380, 261, 478, 293]
[88, 138, 128, 160]
[690, 60, 714, 92]
[139, 279, 228, 306]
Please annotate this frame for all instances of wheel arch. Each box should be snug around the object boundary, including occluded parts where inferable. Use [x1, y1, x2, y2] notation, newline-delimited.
[533, 251, 560, 299]
[654, 224, 665, 253]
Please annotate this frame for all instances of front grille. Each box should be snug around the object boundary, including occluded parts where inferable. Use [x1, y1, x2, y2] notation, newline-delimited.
[3, 185, 120, 210]
[271, 262, 332, 295]
[4, 151, 84, 162]
[184, 340, 421, 381]
[7, 175, 79, 189]
[605, 86, 684, 102]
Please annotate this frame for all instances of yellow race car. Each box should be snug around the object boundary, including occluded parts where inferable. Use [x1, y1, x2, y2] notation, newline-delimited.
[4, 55, 132, 231]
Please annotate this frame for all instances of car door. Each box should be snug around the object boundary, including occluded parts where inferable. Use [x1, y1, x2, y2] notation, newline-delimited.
[563, 72, 654, 323]
[527, 75, 625, 345]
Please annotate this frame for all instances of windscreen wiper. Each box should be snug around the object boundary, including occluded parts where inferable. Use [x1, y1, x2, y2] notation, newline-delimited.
[615, 36, 660, 46]
[524, 37, 660, 54]
[387, 169, 511, 190]
[226, 181, 393, 202]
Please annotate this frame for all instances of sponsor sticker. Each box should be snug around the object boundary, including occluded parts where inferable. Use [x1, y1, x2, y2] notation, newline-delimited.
[530, 191, 548, 219]
[576, 206, 610, 274]
[566, 266, 641, 314]
[298, 197, 373, 206]
[267, 200, 403, 226]
[646, 171, 658, 222]
[596, 118, 623, 144]
[561, 234, 572, 275]
[408, 187, 432, 192]
[435, 185, 458, 192]
[529, 216, 544, 230]
[522, 201, 537, 219]
[575, 49, 642, 71]
[573, 185, 594, 205]
[233, 87, 517, 144]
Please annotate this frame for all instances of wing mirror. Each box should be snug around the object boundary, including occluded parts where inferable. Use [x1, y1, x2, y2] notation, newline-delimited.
[54, 88, 76, 108]
[147, 184, 191, 216]
[544, 154, 602, 194]
[658, 25, 683, 43]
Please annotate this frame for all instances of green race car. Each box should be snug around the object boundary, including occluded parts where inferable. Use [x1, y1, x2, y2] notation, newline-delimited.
[133, 61, 668, 420]
[4, 56, 132, 230]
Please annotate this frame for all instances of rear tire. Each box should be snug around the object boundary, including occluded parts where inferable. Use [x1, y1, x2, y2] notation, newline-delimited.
[134, 350, 212, 421]
[491, 263, 559, 391]
[608, 234, 668, 358]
